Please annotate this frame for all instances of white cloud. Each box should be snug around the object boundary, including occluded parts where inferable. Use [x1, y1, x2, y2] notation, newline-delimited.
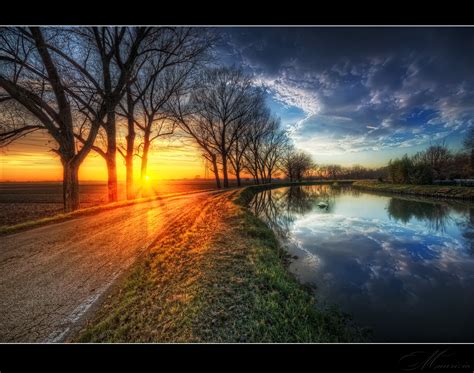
[255, 75, 321, 118]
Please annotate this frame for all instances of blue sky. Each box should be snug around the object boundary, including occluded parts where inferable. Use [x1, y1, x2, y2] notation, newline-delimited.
[213, 27, 474, 166]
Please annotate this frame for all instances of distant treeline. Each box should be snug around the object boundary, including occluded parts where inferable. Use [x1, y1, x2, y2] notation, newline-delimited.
[288, 132, 474, 184]
[385, 135, 473, 185]
[306, 164, 386, 180]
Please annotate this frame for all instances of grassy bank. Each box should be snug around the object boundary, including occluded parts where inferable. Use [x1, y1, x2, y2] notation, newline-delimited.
[74, 185, 364, 342]
[353, 180, 474, 200]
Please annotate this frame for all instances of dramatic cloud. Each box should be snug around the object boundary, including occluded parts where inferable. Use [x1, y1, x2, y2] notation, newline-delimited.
[214, 27, 474, 164]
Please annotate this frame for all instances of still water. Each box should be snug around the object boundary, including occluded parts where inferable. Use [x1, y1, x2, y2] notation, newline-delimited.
[251, 185, 474, 342]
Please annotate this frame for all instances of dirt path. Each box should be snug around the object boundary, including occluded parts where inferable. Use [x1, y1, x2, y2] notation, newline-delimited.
[0, 190, 228, 342]
[73, 189, 241, 342]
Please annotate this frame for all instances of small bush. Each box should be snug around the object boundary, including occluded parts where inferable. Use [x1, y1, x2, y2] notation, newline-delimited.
[410, 163, 433, 185]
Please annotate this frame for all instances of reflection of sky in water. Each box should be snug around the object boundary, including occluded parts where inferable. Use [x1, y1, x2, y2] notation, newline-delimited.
[252, 186, 474, 342]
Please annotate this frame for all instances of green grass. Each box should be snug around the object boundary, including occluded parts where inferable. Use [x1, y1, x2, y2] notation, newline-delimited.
[353, 180, 474, 200]
[225, 203, 365, 342]
[74, 185, 365, 343]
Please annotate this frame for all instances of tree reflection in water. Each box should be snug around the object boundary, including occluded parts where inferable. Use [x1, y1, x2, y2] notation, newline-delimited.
[463, 208, 474, 255]
[250, 185, 337, 240]
[250, 188, 294, 239]
[386, 197, 474, 254]
[386, 198, 452, 232]
[249, 184, 474, 341]
[251, 185, 474, 255]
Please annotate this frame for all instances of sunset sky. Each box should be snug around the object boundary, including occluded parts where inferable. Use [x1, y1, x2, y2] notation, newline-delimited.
[0, 131, 206, 181]
[1, 27, 473, 181]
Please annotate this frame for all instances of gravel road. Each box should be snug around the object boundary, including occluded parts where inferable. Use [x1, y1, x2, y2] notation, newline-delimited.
[0, 190, 223, 342]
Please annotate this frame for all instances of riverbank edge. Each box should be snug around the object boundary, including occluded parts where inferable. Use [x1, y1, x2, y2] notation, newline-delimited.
[352, 180, 474, 200]
[73, 183, 365, 342]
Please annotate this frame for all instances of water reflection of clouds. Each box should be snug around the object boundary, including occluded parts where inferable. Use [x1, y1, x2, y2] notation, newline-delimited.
[290, 237, 321, 269]
[252, 186, 474, 340]
[293, 211, 474, 333]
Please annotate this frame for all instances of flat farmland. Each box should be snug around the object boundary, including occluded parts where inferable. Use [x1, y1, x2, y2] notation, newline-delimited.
[0, 180, 217, 227]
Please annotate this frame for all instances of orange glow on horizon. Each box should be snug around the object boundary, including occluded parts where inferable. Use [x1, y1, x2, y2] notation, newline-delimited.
[0, 136, 209, 182]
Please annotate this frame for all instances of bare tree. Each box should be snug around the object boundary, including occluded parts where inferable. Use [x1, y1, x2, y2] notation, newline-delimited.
[68, 27, 152, 202]
[0, 27, 101, 211]
[258, 119, 289, 183]
[227, 90, 267, 186]
[240, 113, 288, 184]
[241, 107, 272, 184]
[117, 27, 212, 198]
[170, 66, 263, 188]
[170, 90, 223, 188]
[417, 142, 452, 180]
[188, 67, 263, 188]
[227, 126, 248, 186]
[280, 150, 314, 182]
[324, 164, 343, 180]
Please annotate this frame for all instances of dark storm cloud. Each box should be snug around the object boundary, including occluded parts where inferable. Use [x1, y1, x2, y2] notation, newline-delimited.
[214, 27, 474, 155]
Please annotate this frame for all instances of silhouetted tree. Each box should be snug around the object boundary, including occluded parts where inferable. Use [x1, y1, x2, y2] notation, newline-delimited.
[280, 149, 314, 182]
[171, 66, 264, 188]
[241, 106, 272, 184]
[0, 27, 101, 211]
[324, 164, 343, 180]
[70, 27, 152, 202]
[117, 27, 211, 198]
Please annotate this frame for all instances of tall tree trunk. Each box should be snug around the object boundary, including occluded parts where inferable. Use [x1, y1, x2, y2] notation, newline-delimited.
[254, 171, 260, 184]
[236, 168, 241, 187]
[259, 170, 266, 184]
[105, 111, 118, 202]
[125, 89, 136, 200]
[234, 143, 241, 187]
[222, 153, 229, 188]
[141, 135, 150, 183]
[125, 148, 134, 199]
[62, 159, 79, 212]
[106, 156, 118, 202]
[211, 154, 221, 189]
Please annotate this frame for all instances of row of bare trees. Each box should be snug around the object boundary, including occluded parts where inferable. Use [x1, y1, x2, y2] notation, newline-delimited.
[170, 66, 294, 188]
[0, 27, 211, 211]
[0, 27, 324, 212]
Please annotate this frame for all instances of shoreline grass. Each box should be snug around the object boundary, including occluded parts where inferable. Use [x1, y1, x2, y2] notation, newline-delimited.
[353, 180, 474, 201]
[74, 185, 365, 343]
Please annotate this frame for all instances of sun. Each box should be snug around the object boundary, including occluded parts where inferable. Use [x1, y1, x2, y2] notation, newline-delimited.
[145, 175, 150, 182]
